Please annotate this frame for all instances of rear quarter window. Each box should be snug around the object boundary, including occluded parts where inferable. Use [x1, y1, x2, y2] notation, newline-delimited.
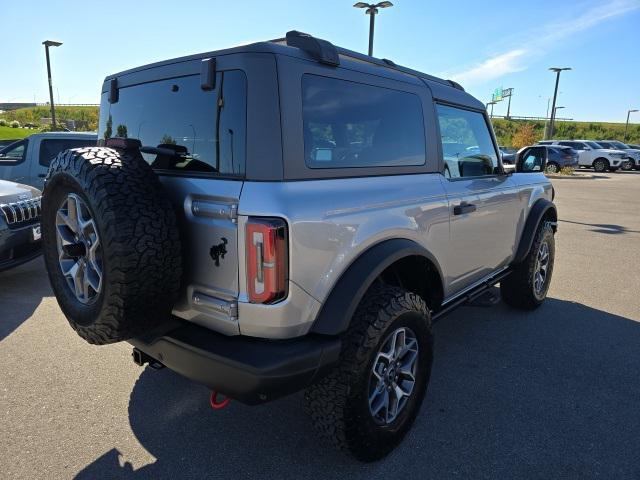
[301, 74, 426, 169]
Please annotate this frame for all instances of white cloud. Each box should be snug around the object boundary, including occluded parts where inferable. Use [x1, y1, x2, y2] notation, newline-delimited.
[447, 0, 640, 87]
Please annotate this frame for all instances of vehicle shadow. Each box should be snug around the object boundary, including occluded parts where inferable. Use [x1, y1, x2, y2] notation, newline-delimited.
[0, 256, 50, 341]
[559, 219, 640, 235]
[75, 298, 640, 479]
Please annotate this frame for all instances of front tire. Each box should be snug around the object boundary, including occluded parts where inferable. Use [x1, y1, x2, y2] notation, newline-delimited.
[305, 285, 433, 462]
[592, 158, 609, 172]
[501, 222, 555, 310]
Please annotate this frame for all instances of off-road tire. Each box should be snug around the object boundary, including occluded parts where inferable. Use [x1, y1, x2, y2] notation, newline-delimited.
[42, 147, 182, 345]
[501, 222, 555, 310]
[592, 158, 609, 172]
[304, 285, 433, 462]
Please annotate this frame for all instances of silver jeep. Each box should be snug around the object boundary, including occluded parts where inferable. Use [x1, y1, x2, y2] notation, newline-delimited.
[41, 31, 557, 461]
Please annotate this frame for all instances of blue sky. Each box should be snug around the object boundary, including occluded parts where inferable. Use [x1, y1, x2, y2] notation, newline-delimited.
[2, 0, 639, 122]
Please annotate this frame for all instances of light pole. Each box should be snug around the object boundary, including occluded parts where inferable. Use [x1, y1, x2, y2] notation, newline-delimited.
[546, 67, 571, 139]
[43, 40, 62, 130]
[353, 2, 393, 56]
[624, 109, 638, 141]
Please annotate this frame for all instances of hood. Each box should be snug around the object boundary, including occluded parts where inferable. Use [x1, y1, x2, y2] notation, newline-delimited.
[0, 179, 42, 204]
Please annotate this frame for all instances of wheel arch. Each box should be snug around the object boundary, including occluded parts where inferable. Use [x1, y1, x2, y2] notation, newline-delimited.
[310, 238, 444, 336]
[513, 198, 557, 265]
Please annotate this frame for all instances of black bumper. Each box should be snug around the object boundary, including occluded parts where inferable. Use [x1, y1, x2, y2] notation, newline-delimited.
[129, 320, 341, 405]
[0, 223, 42, 272]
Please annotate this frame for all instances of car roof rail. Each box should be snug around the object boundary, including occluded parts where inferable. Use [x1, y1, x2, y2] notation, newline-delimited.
[285, 30, 340, 66]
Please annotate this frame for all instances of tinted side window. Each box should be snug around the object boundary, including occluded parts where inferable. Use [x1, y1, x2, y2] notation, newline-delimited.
[39, 139, 96, 166]
[0, 140, 28, 164]
[436, 104, 498, 178]
[301, 75, 426, 168]
[100, 71, 247, 176]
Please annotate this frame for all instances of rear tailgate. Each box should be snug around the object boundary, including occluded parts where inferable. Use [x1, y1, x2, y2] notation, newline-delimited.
[160, 176, 243, 335]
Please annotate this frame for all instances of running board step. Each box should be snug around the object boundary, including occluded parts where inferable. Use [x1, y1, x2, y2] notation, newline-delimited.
[465, 287, 501, 308]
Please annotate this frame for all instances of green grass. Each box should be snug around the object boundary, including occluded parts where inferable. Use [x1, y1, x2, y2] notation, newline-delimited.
[492, 118, 640, 147]
[0, 126, 34, 140]
[0, 106, 99, 132]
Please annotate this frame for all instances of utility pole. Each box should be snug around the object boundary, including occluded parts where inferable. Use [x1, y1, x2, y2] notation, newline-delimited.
[43, 40, 62, 130]
[547, 67, 571, 139]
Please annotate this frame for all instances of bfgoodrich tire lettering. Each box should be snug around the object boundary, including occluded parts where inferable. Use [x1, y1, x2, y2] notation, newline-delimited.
[42, 147, 182, 345]
[304, 285, 433, 462]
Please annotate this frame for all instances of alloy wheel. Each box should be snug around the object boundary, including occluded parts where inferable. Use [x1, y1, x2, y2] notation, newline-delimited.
[533, 240, 550, 298]
[368, 327, 419, 425]
[55, 193, 103, 304]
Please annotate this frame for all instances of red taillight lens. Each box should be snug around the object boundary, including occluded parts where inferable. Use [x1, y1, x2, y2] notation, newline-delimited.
[246, 217, 288, 304]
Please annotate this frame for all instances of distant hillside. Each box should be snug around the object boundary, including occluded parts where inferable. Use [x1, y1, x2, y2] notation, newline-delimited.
[0, 106, 99, 132]
[2, 106, 638, 148]
[492, 118, 640, 147]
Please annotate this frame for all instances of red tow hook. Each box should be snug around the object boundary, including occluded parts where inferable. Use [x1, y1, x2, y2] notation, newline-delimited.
[210, 391, 232, 410]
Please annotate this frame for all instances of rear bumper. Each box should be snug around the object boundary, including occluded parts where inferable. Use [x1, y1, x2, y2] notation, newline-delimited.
[129, 320, 341, 405]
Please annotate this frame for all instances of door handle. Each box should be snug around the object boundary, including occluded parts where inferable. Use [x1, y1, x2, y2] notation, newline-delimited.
[453, 203, 477, 215]
[38, 174, 46, 178]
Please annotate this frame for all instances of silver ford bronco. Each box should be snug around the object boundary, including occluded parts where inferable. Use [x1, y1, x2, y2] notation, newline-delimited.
[41, 31, 557, 461]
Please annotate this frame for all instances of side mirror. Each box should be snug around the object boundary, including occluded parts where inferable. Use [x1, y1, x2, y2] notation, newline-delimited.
[516, 152, 547, 173]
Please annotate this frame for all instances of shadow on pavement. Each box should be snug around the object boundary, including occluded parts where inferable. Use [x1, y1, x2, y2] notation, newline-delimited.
[75, 298, 640, 479]
[0, 257, 50, 341]
[559, 219, 640, 235]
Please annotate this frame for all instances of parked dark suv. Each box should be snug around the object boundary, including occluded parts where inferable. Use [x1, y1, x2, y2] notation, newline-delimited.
[517, 145, 579, 173]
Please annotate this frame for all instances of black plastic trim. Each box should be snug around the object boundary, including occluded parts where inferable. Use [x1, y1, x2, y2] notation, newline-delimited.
[200, 57, 216, 90]
[285, 30, 339, 66]
[513, 198, 557, 264]
[108, 78, 119, 104]
[310, 238, 443, 336]
[129, 320, 341, 405]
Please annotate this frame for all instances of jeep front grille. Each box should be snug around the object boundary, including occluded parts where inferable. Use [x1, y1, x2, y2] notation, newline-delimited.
[0, 197, 42, 226]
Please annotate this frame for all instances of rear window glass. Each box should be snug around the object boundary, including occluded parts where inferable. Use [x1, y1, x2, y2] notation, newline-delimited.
[302, 74, 426, 169]
[100, 71, 247, 176]
[39, 139, 96, 166]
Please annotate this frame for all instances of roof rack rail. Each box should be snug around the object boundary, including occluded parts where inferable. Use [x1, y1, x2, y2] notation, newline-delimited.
[447, 79, 465, 91]
[285, 30, 339, 67]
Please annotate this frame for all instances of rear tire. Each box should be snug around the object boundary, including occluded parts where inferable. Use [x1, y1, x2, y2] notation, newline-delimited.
[42, 147, 182, 345]
[305, 285, 433, 462]
[545, 162, 560, 174]
[621, 159, 633, 171]
[501, 222, 555, 310]
[592, 158, 609, 172]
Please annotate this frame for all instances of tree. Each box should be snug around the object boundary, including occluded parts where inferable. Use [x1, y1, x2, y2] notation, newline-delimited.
[512, 123, 538, 149]
[116, 124, 128, 138]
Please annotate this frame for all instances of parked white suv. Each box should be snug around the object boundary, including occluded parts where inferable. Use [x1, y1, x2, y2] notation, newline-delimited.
[594, 140, 640, 170]
[537, 140, 628, 172]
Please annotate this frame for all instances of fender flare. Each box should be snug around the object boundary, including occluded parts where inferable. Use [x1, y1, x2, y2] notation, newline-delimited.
[513, 198, 557, 264]
[310, 238, 443, 336]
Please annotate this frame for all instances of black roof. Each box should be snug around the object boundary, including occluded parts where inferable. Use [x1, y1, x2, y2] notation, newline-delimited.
[103, 31, 484, 110]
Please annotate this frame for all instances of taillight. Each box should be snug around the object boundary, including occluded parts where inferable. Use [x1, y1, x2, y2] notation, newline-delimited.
[246, 217, 288, 304]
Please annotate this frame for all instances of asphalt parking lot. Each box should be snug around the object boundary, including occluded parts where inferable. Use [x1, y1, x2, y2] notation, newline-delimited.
[1, 170, 639, 479]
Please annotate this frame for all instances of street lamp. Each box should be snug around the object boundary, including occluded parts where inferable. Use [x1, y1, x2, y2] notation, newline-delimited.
[546, 67, 571, 139]
[624, 109, 638, 141]
[43, 40, 62, 130]
[353, 2, 393, 56]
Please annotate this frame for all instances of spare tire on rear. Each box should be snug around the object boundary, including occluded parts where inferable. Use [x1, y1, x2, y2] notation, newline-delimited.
[42, 146, 182, 345]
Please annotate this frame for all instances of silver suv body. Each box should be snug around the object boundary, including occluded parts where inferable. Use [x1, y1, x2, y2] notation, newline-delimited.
[43, 31, 557, 459]
[95, 36, 553, 340]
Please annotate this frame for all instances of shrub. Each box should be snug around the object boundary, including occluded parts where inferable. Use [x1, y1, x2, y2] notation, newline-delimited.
[0, 119, 7, 126]
[10, 120, 20, 128]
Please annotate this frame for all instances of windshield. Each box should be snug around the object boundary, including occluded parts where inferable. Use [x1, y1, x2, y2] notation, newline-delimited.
[587, 142, 603, 149]
[610, 141, 629, 149]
